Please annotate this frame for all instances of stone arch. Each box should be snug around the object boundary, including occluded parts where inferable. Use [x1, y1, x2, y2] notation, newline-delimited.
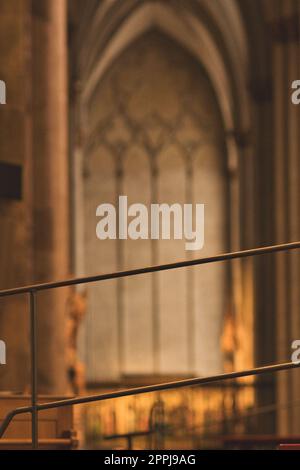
[79, 0, 250, 133]
[77, 29, 230, 380]
[71, 0, 262, 381]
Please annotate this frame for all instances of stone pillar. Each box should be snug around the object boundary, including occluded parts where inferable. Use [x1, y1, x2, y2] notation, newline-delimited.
[269, 0, 300, 434]
[285, 0, 300, 434]
[32, 0, 70, 394]
[0, 0, 32, 392]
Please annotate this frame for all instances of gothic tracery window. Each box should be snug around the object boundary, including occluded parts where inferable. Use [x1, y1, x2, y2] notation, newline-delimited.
[82, 32, 229, 382]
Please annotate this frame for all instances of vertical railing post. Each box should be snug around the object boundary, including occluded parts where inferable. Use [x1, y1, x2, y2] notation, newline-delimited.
[29, 290, 38, 449]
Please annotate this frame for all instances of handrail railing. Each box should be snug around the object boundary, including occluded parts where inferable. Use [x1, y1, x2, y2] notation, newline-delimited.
[0, 240, 299, 298]
[0, 240, 299, 449]
[0, 361, 299, 443]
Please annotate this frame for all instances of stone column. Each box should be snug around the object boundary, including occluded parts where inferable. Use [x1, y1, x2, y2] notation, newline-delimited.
[0, 0, 32, 392]
[32, 0, 70, 394]
[269, 0, 300, 434]
[285, 0, 300, 434]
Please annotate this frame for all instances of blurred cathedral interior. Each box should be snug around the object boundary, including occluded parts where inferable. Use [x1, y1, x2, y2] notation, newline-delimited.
[0, 0, 299, 450]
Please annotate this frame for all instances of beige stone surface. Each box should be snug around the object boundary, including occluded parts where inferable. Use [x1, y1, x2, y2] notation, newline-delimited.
[81, 32, 228, 380]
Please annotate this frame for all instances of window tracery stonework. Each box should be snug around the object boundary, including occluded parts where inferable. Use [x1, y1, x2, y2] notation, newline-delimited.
[81, 32, 229, 381]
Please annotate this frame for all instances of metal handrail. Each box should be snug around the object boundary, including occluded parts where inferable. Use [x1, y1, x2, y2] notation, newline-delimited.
[0, 361, 300, 440]
[0, 240, 299, 298]
[0, 240, 299, 449]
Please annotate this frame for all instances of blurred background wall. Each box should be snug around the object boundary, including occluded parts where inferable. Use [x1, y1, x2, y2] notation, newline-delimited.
[0, 0, 299, 439]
